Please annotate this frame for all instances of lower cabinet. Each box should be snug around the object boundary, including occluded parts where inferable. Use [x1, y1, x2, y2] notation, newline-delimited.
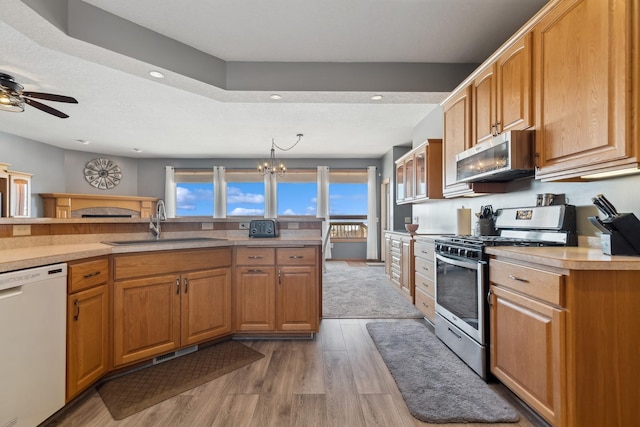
[112, 248, 232, 367]
[66, 257, 110, 402]
[489, 256, 640, 427]
[413, 237, 436, 322]
[235, 246, 319, 334]
[384, 231, 414, 302]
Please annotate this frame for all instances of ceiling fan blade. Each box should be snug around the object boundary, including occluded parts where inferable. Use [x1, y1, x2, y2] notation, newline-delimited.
[22, 91, 78, 103]
[24, 97, 70, 118]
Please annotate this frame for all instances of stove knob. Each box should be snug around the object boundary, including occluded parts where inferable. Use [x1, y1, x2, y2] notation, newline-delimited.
[449, 247, 458, 255]
[468, 251, 478, 259]
[459, 249, 467, 257]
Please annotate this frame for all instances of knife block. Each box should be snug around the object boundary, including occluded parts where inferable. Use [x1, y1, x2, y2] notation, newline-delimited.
[601, 213, 640, 255]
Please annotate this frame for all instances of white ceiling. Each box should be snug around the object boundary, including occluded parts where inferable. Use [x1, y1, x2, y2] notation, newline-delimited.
[0, 0, 548, 159]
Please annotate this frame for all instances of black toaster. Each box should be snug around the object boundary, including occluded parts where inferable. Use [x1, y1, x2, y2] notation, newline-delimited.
[249, 219, 278, 238]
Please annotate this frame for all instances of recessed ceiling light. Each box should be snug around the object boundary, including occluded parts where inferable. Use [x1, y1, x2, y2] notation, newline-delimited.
[76, 139, 90, 145]
[270, 94, 282, 100]
[149, 71, 165, 79]
[371, 95, 383, 101]
[133, 148, 143, 153]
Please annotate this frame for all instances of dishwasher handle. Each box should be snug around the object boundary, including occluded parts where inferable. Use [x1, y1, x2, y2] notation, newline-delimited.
[0, 285, 23, 300]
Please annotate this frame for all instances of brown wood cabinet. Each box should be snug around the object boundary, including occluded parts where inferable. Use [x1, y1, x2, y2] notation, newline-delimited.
[442, 86, 474, 198]
[473, 33, 533, 145]
[395, 140, 443, 203]
[489, 255, 640, 427]
[533, 0, 639, 180]
[235, 246, 319, 334]
[384, 232, 413, 302]
[413, 238, 436, 322]
[112, 248, 232, 366]
[66, 257, 110, 401]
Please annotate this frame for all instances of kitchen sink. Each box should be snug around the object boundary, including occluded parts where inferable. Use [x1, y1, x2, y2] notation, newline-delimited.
[103, 237, 227, 245]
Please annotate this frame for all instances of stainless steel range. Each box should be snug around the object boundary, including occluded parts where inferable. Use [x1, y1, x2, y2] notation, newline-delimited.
[434, 204, 576, 379]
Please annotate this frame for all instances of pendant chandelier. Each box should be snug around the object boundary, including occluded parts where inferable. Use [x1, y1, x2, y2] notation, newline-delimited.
[257, 133, 303, 176]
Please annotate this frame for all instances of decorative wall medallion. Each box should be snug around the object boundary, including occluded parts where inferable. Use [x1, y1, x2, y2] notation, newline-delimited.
[84, 158, 122, 189]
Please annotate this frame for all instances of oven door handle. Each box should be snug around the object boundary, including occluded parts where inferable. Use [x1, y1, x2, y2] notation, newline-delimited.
[436, 253, 484, 270]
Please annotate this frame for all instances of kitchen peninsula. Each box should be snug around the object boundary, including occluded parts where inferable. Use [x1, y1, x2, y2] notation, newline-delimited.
[0, 215, 323, 411]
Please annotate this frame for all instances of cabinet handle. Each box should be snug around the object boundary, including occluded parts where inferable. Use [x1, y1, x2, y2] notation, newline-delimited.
[422, 301, 429, 308]
[73, 299, 80, 321]
[83, 271, 101, 279]
[422, 266, 429, 272]
[248, 256, 263, 259]
[247, 269, 263, 273]
[176, 278, 180, 294]
[487, 288, 493, 307]
[491, 123, 497, 136]
[278, 269, 282, 285]
[508, 274, 529, 283]
[496, 121, 501, 134]
[184, 278, 189, 293]
[289, 255, 303, 259]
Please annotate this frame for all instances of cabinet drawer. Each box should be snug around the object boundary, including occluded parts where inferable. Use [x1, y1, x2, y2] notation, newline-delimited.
[414, 242, 435, 261]
[390, 239, 402, 249]
[490, 259, 564, 306]
[235, 247, 275, 265]
[415, 272, 434, 297]
[415, 288, 435, 321]
[68, 258, 109, 293]
[114, 248, 231, 280]
[414, 257, 434, 281]
[277, 247, 317, 265]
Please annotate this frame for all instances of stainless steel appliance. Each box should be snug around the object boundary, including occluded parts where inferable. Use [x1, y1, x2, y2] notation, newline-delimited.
[456, 130, 534, 183]
[434, 204, 576, 379]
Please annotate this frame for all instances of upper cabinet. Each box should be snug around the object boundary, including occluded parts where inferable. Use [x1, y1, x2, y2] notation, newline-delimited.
[443, 87, 474, 198]
[533, 0, 639, 181]
[443, 0, 639, 190]
[396, 139, 443, 204]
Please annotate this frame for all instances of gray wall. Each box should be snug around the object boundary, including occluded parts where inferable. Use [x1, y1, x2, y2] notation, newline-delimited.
[381, 144, 413, 231]
[1, 131, 382, 219]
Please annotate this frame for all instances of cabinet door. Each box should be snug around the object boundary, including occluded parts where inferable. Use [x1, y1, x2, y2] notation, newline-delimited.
[490, 285, 565, 426]
[400, 238, 413, 298]
[396, 161, 406, 202]
[66, 284, 109, 401]
[414, 148, 427, 199]
[181, 268, 232, 346]
[443, 86, 473, 197]
[497, 33, 532, 134]
[113, 274, 181, 366]
[277, 266, 317, 332]
[533, 0, 634, 179]
[404, 157, 414, 201]
[473, 64, 497, 145]
[235, 266, 276, 331]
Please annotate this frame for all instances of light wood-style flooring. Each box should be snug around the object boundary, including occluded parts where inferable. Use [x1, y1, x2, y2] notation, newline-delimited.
[49, 318, 547, 427]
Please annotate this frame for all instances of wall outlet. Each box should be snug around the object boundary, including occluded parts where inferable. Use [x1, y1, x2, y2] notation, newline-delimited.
[239, 222, 250, 230]
[13, 224, 31, 236]
[404, 217, 412, 224]
[201, 223, 214, 230]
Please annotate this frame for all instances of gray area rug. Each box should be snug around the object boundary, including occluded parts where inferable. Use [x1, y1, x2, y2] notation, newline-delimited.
[323, 261, 422, 318]
[367, 320, 519, 424]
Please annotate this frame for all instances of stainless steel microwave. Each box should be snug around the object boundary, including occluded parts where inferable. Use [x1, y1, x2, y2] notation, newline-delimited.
[455, 130, 535, 183]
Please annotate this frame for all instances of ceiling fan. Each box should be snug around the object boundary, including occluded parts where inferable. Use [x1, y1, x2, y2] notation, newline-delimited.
[0, 72, 78, 119]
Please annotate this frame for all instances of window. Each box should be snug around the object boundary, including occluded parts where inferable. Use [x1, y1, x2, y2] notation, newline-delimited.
[277, 170, 318, 216]
[175, 169, 214, 216]
[329, 170, 368, 215]
[226, 170, 265, 216]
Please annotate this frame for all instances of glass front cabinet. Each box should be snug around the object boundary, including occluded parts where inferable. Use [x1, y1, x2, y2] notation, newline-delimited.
[395, 139, 443, 204]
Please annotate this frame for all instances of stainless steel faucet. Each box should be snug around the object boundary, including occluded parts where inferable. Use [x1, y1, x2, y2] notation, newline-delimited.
[150, 200, 166, 239]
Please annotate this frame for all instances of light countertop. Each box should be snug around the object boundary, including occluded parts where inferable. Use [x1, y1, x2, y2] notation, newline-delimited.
[485, 246, 640, 270]
[0, 237, 321, 273]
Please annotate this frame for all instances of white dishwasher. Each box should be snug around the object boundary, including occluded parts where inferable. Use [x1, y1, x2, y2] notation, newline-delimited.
[0, 263, 67, 427]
